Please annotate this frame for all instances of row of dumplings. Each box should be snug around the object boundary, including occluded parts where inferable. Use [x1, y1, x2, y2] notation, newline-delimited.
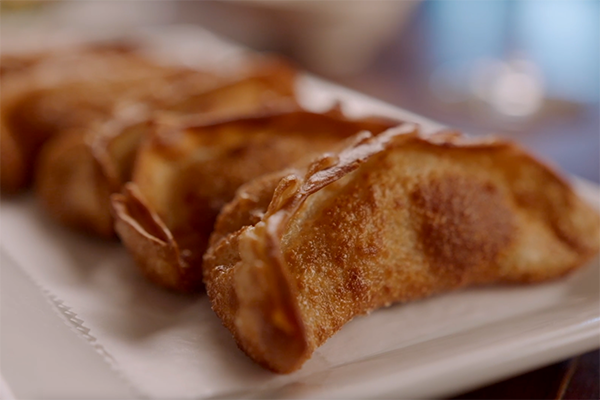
[2, 43, 598, 373]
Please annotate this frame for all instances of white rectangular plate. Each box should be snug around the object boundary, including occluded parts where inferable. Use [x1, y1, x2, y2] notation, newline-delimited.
[1, 25, 599, 399]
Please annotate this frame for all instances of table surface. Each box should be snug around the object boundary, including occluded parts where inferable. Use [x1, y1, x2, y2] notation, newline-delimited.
[328, 3, 599, 399]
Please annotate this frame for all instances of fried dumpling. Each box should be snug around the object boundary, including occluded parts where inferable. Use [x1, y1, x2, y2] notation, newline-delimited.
[203, 125, 600, 373]
[35, 59, 297, 237]
[0, 52, 46, 78]
[34, 105, 152, 236]
[0, 44, 171, 194]
[111, 109, 399, 292]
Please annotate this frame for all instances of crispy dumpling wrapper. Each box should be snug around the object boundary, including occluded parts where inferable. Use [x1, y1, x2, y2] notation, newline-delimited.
[0, 45, 172, 194]
[0, 52, 46, 78]
[35, 59, 297, 237]
[202, 125, 600, 373]
[112, 109, 399, 291]
[35, 105, 153, 236]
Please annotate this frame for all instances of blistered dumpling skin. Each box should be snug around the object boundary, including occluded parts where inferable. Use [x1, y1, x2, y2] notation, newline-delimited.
[0, 44, 169, 194]
[203, 126, 600, 373]
[34, 58, 296, 237]
[112, 109, 398, 291]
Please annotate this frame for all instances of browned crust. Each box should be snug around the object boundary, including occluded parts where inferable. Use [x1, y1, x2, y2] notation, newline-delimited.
[1, 53, 45, 78]
[258, 129, 581, 241]
[31, 57, 299, 237]
[152, 104, 397, 144]
[112, 183, 201, 292]
[210, 170, 292, 247]
[88, 106, 154, 191]
[28, 66, 243, 235]
[35, 129, 115, 237]
[0, 120, 27, 194]
[0, 46, 164, 193]
[204, 125, 417, 372]
[33, 105, 153, 237]
[124, 107, 400, 292]
[0, 78, 38, 194]
[165, 56, 299, 116]
[203, 125, 600, 373]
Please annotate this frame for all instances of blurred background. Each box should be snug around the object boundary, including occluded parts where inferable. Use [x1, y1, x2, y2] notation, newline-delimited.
[2, 0, 598, 182]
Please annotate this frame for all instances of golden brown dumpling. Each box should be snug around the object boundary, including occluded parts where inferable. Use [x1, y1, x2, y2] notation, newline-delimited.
[0, 52, 45, 78]
[203, 126, 600, 373]
[111, 109, 399, 292]
[34, 106, 152, 236]
[35, 59, 298, 237]
[0, 44, 170, 194]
